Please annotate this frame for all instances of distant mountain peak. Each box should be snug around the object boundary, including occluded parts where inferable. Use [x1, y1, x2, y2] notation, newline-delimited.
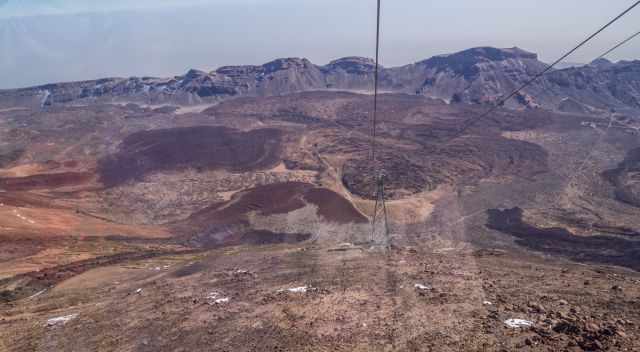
[590, 58, 613, 68]
[1, 46, 638, 115]
[184, 69, 208, 79]
[325, 57, 377, 74]
[416, 46, 540, 80]
[500, 46, 539, 59]
[328, 57, 375, 65]
[262, 58, 313, 73]
[435, 46, 538, 61]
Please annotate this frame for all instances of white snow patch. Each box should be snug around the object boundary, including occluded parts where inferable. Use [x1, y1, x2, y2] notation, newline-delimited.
[504, 319, 534, 328]
[286, 286, 309, 293]
[28, 289, 46, 300]
[13, 209, 36, 224]
[207, 292, 222, 300]
[414, 283, 432, 291]
[46, 314, 78, 327]
[206, 291, 230, 305]
[278, 286, 313, 294]
[580, 121, 597, 128]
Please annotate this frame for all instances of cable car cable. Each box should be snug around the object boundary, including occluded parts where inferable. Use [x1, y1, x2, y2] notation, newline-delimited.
[452, 0, 640, 139]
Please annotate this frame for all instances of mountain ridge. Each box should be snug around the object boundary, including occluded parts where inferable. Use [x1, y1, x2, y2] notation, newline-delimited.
[1, 46, 638, 114]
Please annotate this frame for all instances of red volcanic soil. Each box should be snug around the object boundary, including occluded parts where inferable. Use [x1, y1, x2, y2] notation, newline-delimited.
[184, 182, 366, 227]
[183, 182, 312, 228]
[0, 172, 93, 191]
[175, 182, 367, 246]
[62, 160, 79, 168]
[303, 188, 367, 224]
[0, 192, 59, 208]
[98, 126, 283, 187]
[0, 239, 45, 262]
[0, 249, 186, 301]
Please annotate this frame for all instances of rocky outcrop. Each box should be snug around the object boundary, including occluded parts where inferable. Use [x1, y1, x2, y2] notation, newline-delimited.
[543, 60, 640, 112]
[323, 57, 378, 90]
[386, 47, 548, 105]
[1, 47, 638, 114]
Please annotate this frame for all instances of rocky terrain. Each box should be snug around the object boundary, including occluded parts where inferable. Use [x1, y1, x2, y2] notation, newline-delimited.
[1, 81, 640, 351]
[1, 47, 639, 114]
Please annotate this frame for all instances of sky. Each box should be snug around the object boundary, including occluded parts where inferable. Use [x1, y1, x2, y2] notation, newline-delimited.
[0, 0, 639, 89]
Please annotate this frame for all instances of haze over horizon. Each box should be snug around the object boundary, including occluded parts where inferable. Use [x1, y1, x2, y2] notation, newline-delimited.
[1, 0, 639, 89]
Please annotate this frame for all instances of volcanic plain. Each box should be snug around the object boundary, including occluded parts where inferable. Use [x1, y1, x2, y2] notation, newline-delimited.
[1, 91, 640, 351]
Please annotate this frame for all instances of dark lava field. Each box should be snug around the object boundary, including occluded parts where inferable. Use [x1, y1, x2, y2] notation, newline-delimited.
[1, 91, 640, 351]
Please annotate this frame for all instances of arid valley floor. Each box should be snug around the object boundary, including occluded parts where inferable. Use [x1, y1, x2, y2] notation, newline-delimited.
[1, 91, 640, 351]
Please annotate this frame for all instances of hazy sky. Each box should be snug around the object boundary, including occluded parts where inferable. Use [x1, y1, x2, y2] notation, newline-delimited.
[1, 0, 639, 89]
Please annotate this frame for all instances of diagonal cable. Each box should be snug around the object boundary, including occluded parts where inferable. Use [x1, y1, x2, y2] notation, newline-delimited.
[596, 29, 640, 60]
[432, 29, 640, 234]
[451, 0, 640, 140]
